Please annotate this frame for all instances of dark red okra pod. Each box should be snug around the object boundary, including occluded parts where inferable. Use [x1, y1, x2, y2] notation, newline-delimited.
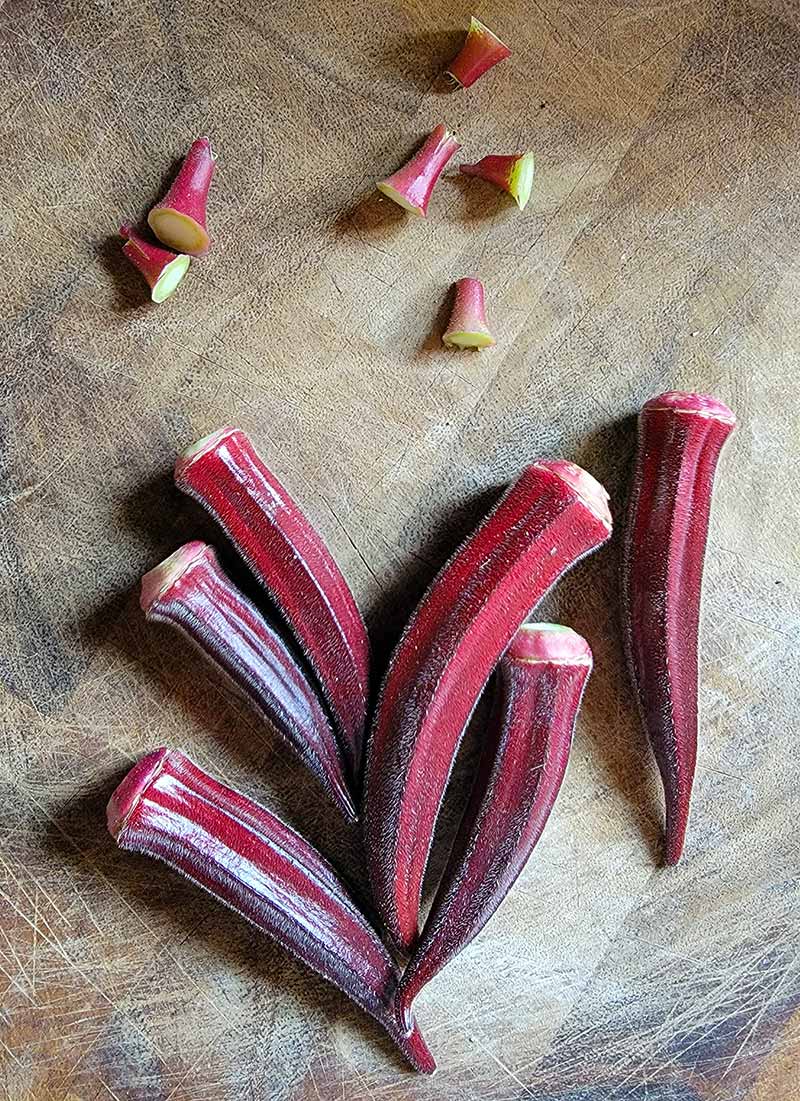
[364, 460, 612, 953]
[622, 391, 736, 865]
[396, 623, 591, 1025]
[174, 428, 370, 786]
[140, 542, 356, 823]
[108, 749, 435, 1073]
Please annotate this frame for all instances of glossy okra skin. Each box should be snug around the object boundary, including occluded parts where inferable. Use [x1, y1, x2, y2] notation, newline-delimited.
[175, 428, 370, 787]
[364, 460, 612, 952]
[376, 125, 460, 216]
[140, 541, 356, 823]
[108, 749, 435, 1073]
[622, 391, 736, 865]
[396, 623, 592, 1025]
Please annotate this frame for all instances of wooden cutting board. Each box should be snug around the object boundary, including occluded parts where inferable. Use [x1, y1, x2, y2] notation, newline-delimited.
[1, 1, 798, 1098]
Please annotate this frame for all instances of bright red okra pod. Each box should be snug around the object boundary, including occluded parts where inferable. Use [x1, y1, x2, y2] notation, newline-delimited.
[364, 460, 612, 952]
[175, 428, 370, 787]
[396, 623, 591, 1025]
[140, 541, 357, 823]
[108, 748, 435, 1073]
[622, 391, 736, 865]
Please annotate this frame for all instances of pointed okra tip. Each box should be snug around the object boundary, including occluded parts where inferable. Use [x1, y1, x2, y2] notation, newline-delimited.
[140, 541, 213, 612]
[376, 125, 460, 216]
[147, 135, 216, 256]
[107, 748, 171, 839]
[194, 135, 216, 160]
[510, 623, 593, 666]
[459, 153, 535, 211]
[119, 222, 191, 303]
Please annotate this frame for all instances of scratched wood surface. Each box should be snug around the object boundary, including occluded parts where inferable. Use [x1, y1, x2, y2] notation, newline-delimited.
[1, 0, 799, 1098]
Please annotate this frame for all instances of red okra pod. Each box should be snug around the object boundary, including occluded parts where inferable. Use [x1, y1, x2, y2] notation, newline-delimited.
[108, 749, 435, 1073]
[364, 460, 612, 952]
[396, 623, 591, 1024]
[140, 542, 356, 823]
[175, 428, 370, 786]
[622, 391, 736, 865]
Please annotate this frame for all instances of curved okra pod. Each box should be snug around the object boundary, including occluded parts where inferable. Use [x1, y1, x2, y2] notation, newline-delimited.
[108, 749, 435, 1073]
[622, 391, 736, 865]
[175, 428, 370, 787]
[396, 624, 591, 1025]
[364, 460, 612, 952]
[140, 542, 357, 823]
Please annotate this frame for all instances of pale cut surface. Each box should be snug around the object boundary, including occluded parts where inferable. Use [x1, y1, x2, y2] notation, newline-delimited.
[509, 153, 535, 210]
[149, 208, 208, 253]
[442, 329, 495, 348]
[151, 252, 191, 302]
[376, 181, 424, 214]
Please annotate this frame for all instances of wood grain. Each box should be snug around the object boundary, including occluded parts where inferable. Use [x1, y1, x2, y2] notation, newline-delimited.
[1, 1, 798, 1098]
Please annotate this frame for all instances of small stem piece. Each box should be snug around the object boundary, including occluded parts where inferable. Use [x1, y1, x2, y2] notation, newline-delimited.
[377, 125, 460, 216]
[148, 136, 217, 257]
[445, 17, 511, 89]
[174, 428, 370, 787]
[622, 391, 736, 865]
[141, 541, 357, 823]
[460, 153, 534, 210]
[396, 623, 591, 1026]
[364, 460, 612, 953]
[442, 277, 495, 349]
[119, 223, 190, 303]
[108, 749, 435, 1072]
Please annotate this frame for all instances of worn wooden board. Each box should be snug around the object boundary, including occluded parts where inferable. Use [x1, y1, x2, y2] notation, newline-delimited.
[1, 0, 799, 1097]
